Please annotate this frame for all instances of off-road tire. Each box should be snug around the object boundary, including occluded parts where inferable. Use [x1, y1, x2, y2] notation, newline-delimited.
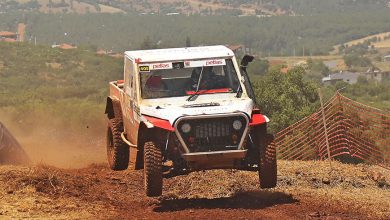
[107, 118, 129, 170]
[254, 124, 277, 188]
[144, 141, 163, 197]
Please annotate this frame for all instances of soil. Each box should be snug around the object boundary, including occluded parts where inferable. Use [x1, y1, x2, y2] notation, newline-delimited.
[1, 160, 389, 219]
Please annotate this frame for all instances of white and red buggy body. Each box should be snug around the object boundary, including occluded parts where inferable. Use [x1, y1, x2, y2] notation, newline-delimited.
[105, 46, 276, 196]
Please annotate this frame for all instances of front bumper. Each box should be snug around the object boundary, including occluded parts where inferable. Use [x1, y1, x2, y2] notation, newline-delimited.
[182, 149, 247, 162]
[182, 149, 248, 170]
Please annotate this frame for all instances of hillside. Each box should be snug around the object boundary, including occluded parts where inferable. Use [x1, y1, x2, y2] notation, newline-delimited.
[1, 0, 389, 15]
[2, 10, 390, 56]
[332, 31, 390, 54]
[0, 0, 287, 15]
[0, 42, 122, 167]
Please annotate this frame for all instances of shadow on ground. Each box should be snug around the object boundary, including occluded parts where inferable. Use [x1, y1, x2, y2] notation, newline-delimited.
[154, 190, 298, 212]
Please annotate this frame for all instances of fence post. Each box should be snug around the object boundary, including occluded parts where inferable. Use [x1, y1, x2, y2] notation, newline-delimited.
[318, 89, 332, 171]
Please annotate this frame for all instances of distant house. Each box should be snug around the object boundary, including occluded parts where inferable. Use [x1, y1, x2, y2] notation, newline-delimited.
[0, 31, 18, 42]
[52, 43, 77, 50]
[280, 67, 289, 74]
[365, 70, 390, 81]
[384, 55, 390, 62]
[166, 12, 180, 16]
[227, 44, 251, 55]
[322, 71, 360, 85]
[322, 70, 390, 85]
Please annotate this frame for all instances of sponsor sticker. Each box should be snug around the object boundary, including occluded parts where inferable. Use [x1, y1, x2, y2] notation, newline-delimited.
[205, 59, 225, 66]
[151, 62, 172, 70]
[184, 59, 226, 68]
[139, 65, 150, 72]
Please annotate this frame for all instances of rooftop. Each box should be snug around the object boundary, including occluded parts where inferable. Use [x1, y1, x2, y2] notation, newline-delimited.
[124, 45, 234, 63]
[0, 31, 17, 37]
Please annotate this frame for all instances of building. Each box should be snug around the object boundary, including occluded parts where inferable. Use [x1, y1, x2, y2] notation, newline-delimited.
[322, 70, 390, 85]
[322, 71, 360, 85]
[226, 44, 245, 56]
[365, 70, 390, 81]
[0, 31, 18, 42]
[52, 43, 77, 50]
[384, 55, 390, 62]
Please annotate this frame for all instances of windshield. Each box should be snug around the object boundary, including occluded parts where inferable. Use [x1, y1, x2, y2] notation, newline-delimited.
[139, 59, 240, 99]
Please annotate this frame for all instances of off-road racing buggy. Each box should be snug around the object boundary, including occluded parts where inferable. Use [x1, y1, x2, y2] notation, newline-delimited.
[105, 46, 276, 196]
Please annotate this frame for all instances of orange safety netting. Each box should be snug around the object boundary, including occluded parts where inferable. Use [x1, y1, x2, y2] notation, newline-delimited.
[274, 92, 390, 168]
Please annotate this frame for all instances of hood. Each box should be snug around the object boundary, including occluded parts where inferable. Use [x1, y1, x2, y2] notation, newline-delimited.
[140, 94, 254, 125]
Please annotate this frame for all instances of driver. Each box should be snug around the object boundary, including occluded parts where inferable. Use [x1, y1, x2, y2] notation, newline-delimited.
[188, 67, 220, 90]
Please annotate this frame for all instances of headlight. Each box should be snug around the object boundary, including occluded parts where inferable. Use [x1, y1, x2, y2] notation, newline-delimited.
[233, 120, 243, 130]
[181, 123, 191, 133]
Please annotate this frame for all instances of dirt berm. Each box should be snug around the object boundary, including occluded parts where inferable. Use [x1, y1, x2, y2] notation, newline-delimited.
[0, 160, 389, 219]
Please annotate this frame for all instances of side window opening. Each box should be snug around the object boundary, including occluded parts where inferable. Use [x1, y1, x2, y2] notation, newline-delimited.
[125, 58, 135, 98]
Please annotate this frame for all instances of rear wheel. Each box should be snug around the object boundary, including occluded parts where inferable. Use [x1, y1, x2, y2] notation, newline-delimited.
[253, 124, 277, 188]
[107, 118, 129, 170]
[144, 141, 163, 197]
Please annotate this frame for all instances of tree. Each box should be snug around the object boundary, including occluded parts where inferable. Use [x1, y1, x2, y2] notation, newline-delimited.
[305, 58, 330, 82]
[185, 36, 191, 47]
[253, 67, 318, 133]
[343, 54, 372, 68]
[139, 36, 157, 50]
[248, 59, 269, 75]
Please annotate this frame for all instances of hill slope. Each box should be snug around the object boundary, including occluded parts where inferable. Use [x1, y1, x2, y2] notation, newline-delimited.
[1, 0, 389, 15]
[0, 42, 122, 167]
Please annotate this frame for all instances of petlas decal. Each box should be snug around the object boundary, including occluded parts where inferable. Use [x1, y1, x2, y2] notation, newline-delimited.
[151, 63, 172, 70]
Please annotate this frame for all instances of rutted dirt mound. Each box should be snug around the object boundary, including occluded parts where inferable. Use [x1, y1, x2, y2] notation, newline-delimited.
[0, 160, 389, 219]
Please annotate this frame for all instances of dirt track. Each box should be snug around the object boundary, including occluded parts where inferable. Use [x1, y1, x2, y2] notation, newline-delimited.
[0, 160, 389, 219]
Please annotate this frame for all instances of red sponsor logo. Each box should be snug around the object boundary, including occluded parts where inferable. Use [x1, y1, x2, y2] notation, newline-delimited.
[152, 63, 170, 69]
[206, 60, 223, 66]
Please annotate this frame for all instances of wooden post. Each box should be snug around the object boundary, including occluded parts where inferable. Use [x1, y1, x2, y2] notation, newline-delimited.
[318, 89, 332, 171]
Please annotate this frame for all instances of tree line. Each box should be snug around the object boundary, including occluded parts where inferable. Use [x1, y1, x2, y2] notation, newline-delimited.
[1, 10, 390, 56]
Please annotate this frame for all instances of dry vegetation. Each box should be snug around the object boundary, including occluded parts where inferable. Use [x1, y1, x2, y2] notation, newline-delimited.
[13, 0, 125, 14]
[0, 160, 389, 219]
[332, 31, 390, 54]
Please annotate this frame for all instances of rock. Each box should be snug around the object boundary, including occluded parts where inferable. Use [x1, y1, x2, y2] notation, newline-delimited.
[309, 211, 321, 217]
[322, 178, 331, 185]
[370, 170, 384, 182]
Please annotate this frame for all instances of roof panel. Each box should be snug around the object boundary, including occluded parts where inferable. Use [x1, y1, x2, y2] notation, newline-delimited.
[124, 45, 234, 63]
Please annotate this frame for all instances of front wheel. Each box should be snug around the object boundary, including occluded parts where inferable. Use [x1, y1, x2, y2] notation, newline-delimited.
[107, 118, 129, 170]
[144, 141, 163, 197]
[253, 124, 277, 188]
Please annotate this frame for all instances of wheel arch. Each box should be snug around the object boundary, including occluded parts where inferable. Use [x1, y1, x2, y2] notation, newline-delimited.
[133, 122, 170, 170]
[105, 97, 122, 119]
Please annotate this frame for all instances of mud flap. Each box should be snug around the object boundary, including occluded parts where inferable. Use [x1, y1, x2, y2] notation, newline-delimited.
[0, 122, 30, 165]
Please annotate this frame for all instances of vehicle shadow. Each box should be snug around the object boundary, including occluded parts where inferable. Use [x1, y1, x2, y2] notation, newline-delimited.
[153, 190, 298, 212]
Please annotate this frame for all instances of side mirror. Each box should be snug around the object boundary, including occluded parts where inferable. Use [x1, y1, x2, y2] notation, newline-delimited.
[240, 55, 255, 68]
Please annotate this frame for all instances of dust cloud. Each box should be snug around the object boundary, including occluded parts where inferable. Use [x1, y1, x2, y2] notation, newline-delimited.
[0, 111, 107, 168]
